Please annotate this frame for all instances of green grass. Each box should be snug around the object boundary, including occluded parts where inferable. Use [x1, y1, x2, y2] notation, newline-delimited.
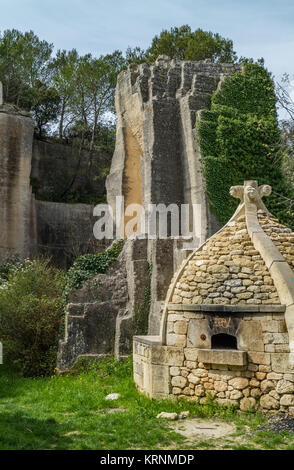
[1, 357, 294, 450]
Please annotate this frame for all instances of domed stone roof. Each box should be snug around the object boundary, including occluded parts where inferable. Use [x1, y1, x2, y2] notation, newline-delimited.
[170, 211, 292, 306]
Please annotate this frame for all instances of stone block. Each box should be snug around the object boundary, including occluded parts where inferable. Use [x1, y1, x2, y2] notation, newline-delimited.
[184, 348, 198, 361]
[237, 321, 264, 352]
[170, 366, 180, 376]
[165, 347, 185, 366]
[171, 375, 187, 388]
[247, 352, 271, 365]
[260, 394, 279, 410]
[151, 364, 170, 397]
[264, 333, 289, 344]
[271, 353, 294, 373]
[174, 320, 188, 335]
[240, 397, 257, 411]
[186, 319, 211, 348]
[166, 334, 186, 347]
[260, 380, 275, 393]
[187, 373, 201, 385]
[198, 349, 247, 366]
[228, 377, 249, 390]
[276, 379, 294, 394]
[280, 394, 294, 406]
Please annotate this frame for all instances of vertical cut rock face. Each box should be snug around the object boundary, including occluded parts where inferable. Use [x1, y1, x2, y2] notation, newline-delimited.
[0, 105, 36, 261]
[106, 56, 241, 242]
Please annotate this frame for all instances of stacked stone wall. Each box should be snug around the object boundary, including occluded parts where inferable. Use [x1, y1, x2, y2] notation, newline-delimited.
[134, 312, 294, 413]
[171, 215, 282, 306]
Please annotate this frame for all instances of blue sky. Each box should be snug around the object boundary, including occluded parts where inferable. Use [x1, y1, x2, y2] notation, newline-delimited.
[1, 0, 293, 80]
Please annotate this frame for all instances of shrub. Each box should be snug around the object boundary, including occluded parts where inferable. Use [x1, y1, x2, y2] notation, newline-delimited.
[63, 239, 124, 300]
[0, 258, 65, 377]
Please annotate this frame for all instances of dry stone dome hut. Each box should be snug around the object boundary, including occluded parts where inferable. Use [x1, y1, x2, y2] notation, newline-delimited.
[133, 180, 294, 413]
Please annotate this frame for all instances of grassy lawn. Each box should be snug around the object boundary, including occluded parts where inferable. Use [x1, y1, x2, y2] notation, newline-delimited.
[1, 357, 294, 450]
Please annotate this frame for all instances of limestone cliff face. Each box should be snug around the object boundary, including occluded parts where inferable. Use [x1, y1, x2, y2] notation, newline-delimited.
[0, 104, 36, 261]
[106, 56, 241, 242]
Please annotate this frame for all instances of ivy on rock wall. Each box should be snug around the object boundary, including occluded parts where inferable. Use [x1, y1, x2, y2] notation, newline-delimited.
[197, 63, 294, 229]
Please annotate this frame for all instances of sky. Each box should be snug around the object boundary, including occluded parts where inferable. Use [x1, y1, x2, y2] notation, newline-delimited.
[0, 0, 294, 82]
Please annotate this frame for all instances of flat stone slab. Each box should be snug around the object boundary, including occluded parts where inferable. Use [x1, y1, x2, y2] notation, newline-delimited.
[168, 303, 285, 313]
[171, 418, 236, 440]
[133, 335, 161, 345]
[198, 348, 247, 366]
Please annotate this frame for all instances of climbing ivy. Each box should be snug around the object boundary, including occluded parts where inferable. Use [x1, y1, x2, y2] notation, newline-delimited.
[63, 240, 124, 301]
[197, 62, 294, 229]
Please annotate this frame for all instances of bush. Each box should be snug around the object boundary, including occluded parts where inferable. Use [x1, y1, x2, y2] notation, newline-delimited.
[63, 240, 124, 300]
[0, 258, 65, 377]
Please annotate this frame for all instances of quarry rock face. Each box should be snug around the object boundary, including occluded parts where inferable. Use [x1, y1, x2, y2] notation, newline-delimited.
[106, 56, 240, 240]
[57, 239, 150, 371]
[0, 104, 36, 261]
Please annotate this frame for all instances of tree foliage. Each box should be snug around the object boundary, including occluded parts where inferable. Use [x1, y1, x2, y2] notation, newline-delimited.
[0, 258, 65, 377]
[145, 25, 237, 63]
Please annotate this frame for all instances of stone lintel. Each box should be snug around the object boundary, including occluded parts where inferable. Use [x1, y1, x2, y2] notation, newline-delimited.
[198, 348, 247, 366]
[167, 303, 286, 313]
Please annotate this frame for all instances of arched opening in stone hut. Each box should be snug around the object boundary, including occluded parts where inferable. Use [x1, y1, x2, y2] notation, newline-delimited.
[211, 333, 237, 350]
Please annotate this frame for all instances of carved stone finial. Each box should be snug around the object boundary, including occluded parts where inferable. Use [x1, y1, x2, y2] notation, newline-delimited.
[229, 185, 244, 202]
[229, 180, 272, 216]
[259, 184, 272, 198]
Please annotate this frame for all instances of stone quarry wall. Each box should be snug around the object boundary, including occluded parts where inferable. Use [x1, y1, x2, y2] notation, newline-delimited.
[106, 57, 240, 240]
[35, 200, 108, 268]
[0, 103, 109, 266]
[0, 104, 36, 262]
[31, 139, 112, 203]
[57, 239, 150, 371]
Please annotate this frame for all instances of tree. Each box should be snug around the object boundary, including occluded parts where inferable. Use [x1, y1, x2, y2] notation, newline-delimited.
[68, 50, 125, 152]
[52, 49, 79, 139]
[0, 29, 53, 109]
[125, 46, 146, 64]
[31, 81, 60, 138]
[275, 74, 294, 193]
[145, 25, 237, 63]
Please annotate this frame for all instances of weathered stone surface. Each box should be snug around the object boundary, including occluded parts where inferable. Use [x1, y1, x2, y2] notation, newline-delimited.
[228, 377, 249, 390]
[171, 376, 187, 388]
[237, 321, 264, 352]
[198, 349, 247, 366]
[240, 397, 257, 411]
[260, 380, 275, 393]
[214, 381, 228, 392]
[260, 394, 279, 410]
[276, 379, 294, 394]
[187, 373, 201, 385]
[280, 395, 294, 406]
[0, 107, 36, 262]
[186, 319, 211, 348]
[157, 412, 178, 420]
[106, 58, 236, 242]
[58, 239, 150, 370]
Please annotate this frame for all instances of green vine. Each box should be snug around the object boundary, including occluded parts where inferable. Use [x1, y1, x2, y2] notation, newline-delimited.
[197, 62, 294, 229]
[63, 239, 124, 302]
